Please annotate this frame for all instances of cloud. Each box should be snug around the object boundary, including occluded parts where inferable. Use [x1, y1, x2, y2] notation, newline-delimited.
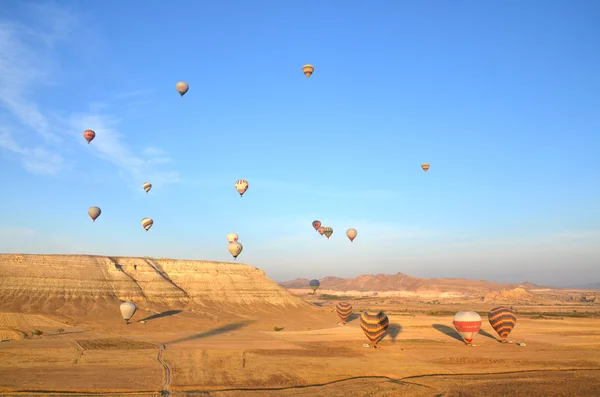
[250, 214, 440, 253]
[0, 6, 180, 186]
[67, 113, 180, 187]
[0, 127, 65, 175]
[249, 178, 397, 200]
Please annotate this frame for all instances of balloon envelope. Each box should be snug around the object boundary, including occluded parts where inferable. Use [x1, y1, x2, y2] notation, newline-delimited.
[141, 218, 153, 231]
[176, 81, 189, 97]
[336, 302, 353, 323]
[317, 227, 325, 235]
[453, 311, 482, 344]
[488, 306, 517, 341]
[120, 302, 137, 322]
[88, 206, 101, 222]
[309, 279, 320, 291]
[143, 182, 152, 193]
[83, 129, 96, 144]
[228, 241, 243, 259]
[360, 311, 389, 345]
[312, 220, 322, 231]
[227, 233, 239, 243]
[235, 179, 249, 196]
[346, 228, 357, 242]
[302, 64, 314, 78]
[323, 227, 333, 239]
[422, 163, 430, 172]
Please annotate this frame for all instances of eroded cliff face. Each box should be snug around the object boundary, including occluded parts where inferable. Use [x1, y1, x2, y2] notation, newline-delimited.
[0, 254, 310, 317]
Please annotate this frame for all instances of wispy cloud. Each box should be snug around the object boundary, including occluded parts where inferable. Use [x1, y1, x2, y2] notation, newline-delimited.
[67, 113, 180, 187]
[0, 5, 179, 186]
[250, 214, 440, 253]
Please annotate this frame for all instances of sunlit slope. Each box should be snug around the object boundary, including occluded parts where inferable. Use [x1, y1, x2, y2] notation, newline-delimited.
[0, 254, 312, 318]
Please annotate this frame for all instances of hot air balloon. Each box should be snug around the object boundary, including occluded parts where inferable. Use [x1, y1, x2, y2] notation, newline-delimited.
[120, 301, 137, 324]
[323, 227, 333, 239]
[309, 279, 320, 293]
[302, 64, 314, 78]
[143, 182, 152, 193]
[360, 311, 389, 347]
[336, 302, 353, 324]
[309, 279, 320, 294]
[312, 220, 322, 231]
[83, 129, 96, 144]
[228, 241, 243, 260]
[235, 179, 249, 197]
[227, 233, 239, 243]
[141, 217, 153, 232]
[453, 311, 482, 345]
[317, 227, 325, 236]
[346, 228, 358, 242]
[88, 206, 101, 222]
[488, 306, 517, 342]
[422, 163, 430, 172]
[176, 81, 189, 97]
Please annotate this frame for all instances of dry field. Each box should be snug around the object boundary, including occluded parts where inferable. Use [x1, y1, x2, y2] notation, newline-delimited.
[1, 297, 599, 396]
[1, 254, 599, 396]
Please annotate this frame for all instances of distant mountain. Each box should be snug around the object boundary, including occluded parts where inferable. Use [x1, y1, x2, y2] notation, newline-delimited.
[278, 272, 540, 293]
[566, 282, 600, 290]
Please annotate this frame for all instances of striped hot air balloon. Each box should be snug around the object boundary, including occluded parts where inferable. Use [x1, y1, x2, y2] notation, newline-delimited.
[322, 227, 333, 239]
[336, 302, 353, 324]
[302, 64, 314, 78]
[142, 182, 152, 193]
[234, 179, 249, 197]
[422, 163, 430, 172]
[360, 311, 389, 347]
[488, 306, 517, 342]
[141, 217, 153, 231]
[453, 311, 482, 345]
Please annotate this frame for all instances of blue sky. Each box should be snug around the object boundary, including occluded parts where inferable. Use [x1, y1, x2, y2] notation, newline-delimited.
[0, 1, 598, 286]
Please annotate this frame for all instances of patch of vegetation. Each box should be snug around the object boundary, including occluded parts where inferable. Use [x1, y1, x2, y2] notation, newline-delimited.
[56, 328, 65, 334]
[76, 338, 157, 350]
[273, 327, 284, 332]
[522, 311, 595, 319]
[426, 311, 455, 316]
[318, 294, 355, 300]
[32, 329, 43, 336]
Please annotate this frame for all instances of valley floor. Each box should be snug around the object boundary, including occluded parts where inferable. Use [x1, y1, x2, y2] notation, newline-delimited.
[1, 299, 599, 396]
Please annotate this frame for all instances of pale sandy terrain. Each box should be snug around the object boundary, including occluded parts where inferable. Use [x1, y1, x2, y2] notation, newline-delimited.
[1, 254, 599, 396]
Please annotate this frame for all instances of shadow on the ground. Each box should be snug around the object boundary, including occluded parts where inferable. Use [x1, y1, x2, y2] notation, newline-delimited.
[138, 310, 182, 323]
[385, 324, 402, 342]
[345, 313, 360, 323]
[432, 323, 464, 343]
[478, 328, 499, 341]
[166, 320, 254, 345]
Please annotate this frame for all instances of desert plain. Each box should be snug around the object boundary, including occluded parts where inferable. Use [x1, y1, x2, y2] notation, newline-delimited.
[0, 254, 599, 396]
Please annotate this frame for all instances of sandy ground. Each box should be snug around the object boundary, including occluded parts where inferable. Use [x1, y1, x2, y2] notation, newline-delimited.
[1, 297, 599, 396]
